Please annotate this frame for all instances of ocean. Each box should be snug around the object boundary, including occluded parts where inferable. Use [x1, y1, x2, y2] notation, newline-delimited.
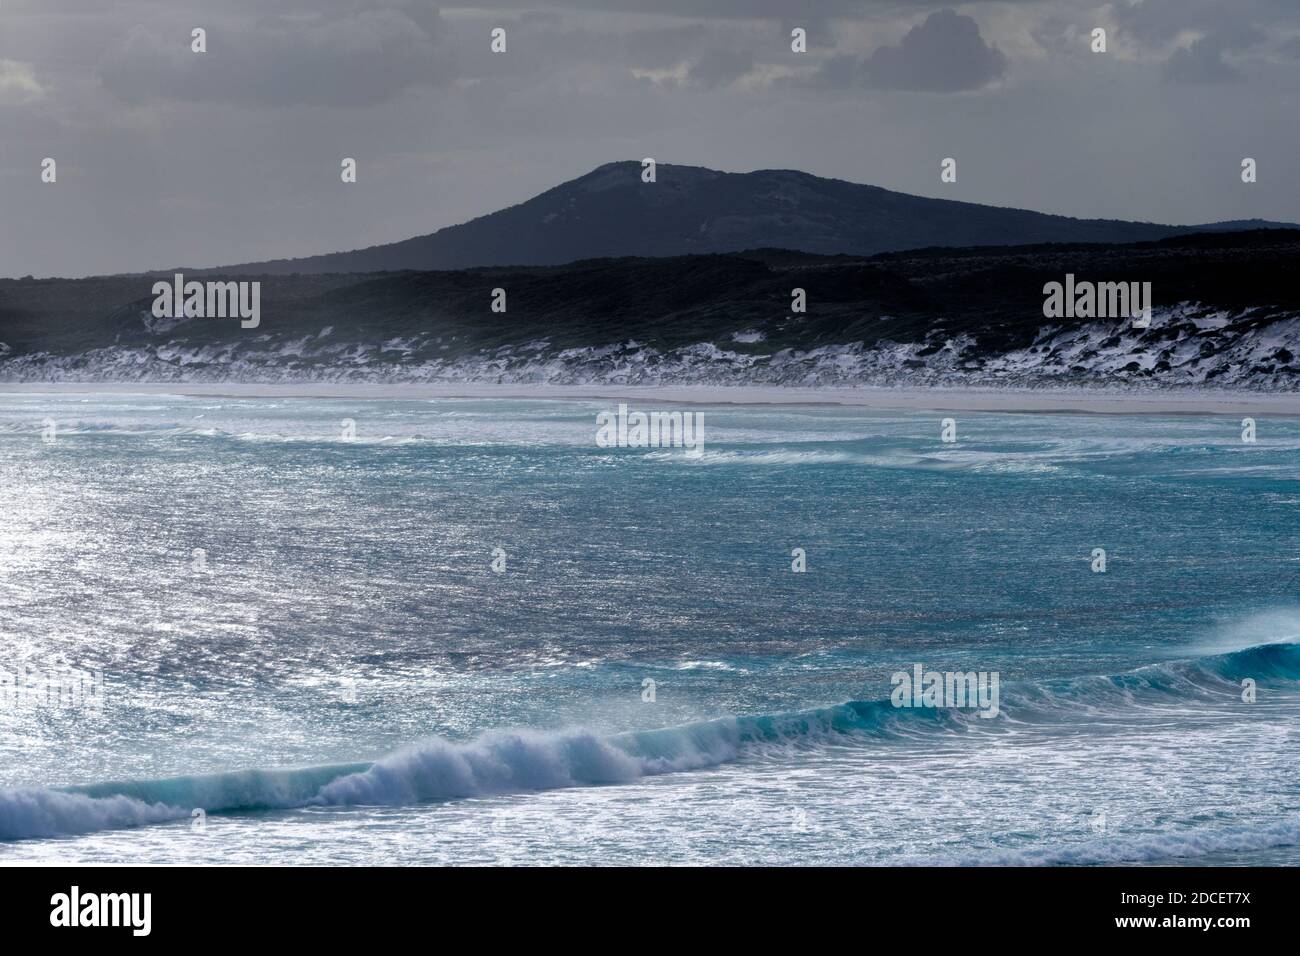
[0, 391, 1296, 865]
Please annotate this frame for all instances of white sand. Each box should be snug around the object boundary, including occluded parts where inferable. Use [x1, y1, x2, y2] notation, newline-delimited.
[1, 381, 1298, 414]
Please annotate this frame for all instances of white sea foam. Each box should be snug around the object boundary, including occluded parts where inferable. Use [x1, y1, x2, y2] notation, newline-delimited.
[3, 641, 1294, 845]
[0, 787, 185, 841]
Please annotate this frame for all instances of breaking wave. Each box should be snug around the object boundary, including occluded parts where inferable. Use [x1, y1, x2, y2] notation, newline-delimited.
[2, 641, 1296, 844]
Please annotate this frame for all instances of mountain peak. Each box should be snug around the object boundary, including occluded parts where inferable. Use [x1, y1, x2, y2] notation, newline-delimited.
[200, 163, 1297, 276]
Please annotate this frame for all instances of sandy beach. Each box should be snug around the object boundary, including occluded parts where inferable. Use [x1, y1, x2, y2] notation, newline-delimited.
[1, 381, 1298, 415]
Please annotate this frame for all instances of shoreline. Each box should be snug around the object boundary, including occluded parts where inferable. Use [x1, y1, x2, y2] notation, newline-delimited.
[1, 381, 1298, 414]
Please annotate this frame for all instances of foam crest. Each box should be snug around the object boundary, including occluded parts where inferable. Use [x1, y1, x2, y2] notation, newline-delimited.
[1, 641, 1295, 843]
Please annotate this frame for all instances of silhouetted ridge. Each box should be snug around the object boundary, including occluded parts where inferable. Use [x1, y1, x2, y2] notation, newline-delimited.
[189, 162, 1298, 276]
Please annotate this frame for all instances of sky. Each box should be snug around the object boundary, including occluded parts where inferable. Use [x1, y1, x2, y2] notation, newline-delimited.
[1, 0, 1298, 277]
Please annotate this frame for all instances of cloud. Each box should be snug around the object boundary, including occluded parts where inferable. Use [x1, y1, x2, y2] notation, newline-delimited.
[1163, 34, 1245, 84]
[1108, 0, 1272, 84]
[687, 48, 754, 89]
[0, 59, 45, 102]
[622, 25, 726, 70]
[1161, 23, 1267, 84]
[864, 9, 1007, 91]
[424, 1, 930, 17]
[1113, 0, 1296, 45]
[99, 7, 455, 108]
[808, 9, 1006, 92]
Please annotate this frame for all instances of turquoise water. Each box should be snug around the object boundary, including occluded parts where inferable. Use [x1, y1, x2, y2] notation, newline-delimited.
[0, 392, 1297, 864]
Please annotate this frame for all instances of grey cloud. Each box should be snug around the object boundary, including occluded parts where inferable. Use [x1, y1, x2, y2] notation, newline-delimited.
[438, 1, 928, 18]
[1158, 19, 1266, 85]
[687, 48, 754, 88]
[1113, 0, 1296, 45]
[621, 25, 711, 68]
[0, 59, 45, 102]
[1163, 34, 1246, 84]
[99, 7, 455, 108]
[808, 9, 1006, 92]
[864, 9, 1006, 91]
[397, 0, 446, 37]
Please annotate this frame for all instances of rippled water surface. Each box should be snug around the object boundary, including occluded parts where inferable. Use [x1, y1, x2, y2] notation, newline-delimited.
[0, 392, 1296, 864]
